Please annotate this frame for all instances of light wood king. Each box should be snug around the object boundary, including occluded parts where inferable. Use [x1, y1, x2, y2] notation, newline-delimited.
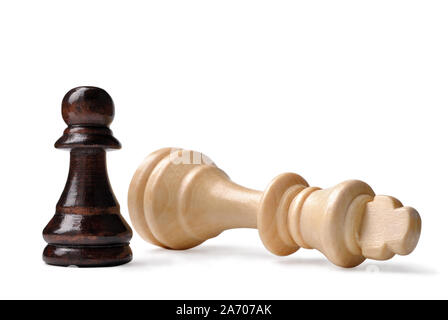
[128, 148, 421, 268]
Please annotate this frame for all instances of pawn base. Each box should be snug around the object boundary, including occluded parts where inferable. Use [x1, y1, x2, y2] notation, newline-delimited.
[43, 244, 132, 267]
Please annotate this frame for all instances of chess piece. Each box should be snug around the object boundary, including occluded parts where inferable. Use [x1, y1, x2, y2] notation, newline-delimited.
[129, 148, 421, 268]
[43, 86, 133, 267]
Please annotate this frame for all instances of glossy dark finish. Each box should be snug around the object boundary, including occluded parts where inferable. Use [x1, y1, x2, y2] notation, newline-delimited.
[62, 86, 115, 126]
[43, 87, 133, 267]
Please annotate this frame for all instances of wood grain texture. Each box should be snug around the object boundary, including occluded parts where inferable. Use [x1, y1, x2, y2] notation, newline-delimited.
[129, 148, 421, 268]
[43, 86, 132, 267]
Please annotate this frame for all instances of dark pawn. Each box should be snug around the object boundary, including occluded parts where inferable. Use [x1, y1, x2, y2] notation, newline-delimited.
[43, 86, 133, 267]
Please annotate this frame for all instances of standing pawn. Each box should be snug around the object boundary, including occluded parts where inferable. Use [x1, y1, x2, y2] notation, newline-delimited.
[43, 86, 133, 267]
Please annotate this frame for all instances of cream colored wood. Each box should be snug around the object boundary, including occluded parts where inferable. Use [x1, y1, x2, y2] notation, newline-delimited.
[359, 196, 421, 260]
[128, 148, 422, 268]
[127, 148, 173, 247]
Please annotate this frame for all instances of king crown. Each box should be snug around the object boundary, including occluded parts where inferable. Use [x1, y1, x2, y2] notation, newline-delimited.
[258, 176, 422, 267]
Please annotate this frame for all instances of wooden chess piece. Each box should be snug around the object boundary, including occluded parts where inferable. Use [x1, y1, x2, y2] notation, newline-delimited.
[43, 86, 133, 267]
[128, 148, 421, 268]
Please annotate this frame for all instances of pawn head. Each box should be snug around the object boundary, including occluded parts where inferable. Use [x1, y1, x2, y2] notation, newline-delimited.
[62, 86, 115, 127]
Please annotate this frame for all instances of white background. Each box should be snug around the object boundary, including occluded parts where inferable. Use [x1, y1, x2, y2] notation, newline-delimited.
[0, 0, 446, 299]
